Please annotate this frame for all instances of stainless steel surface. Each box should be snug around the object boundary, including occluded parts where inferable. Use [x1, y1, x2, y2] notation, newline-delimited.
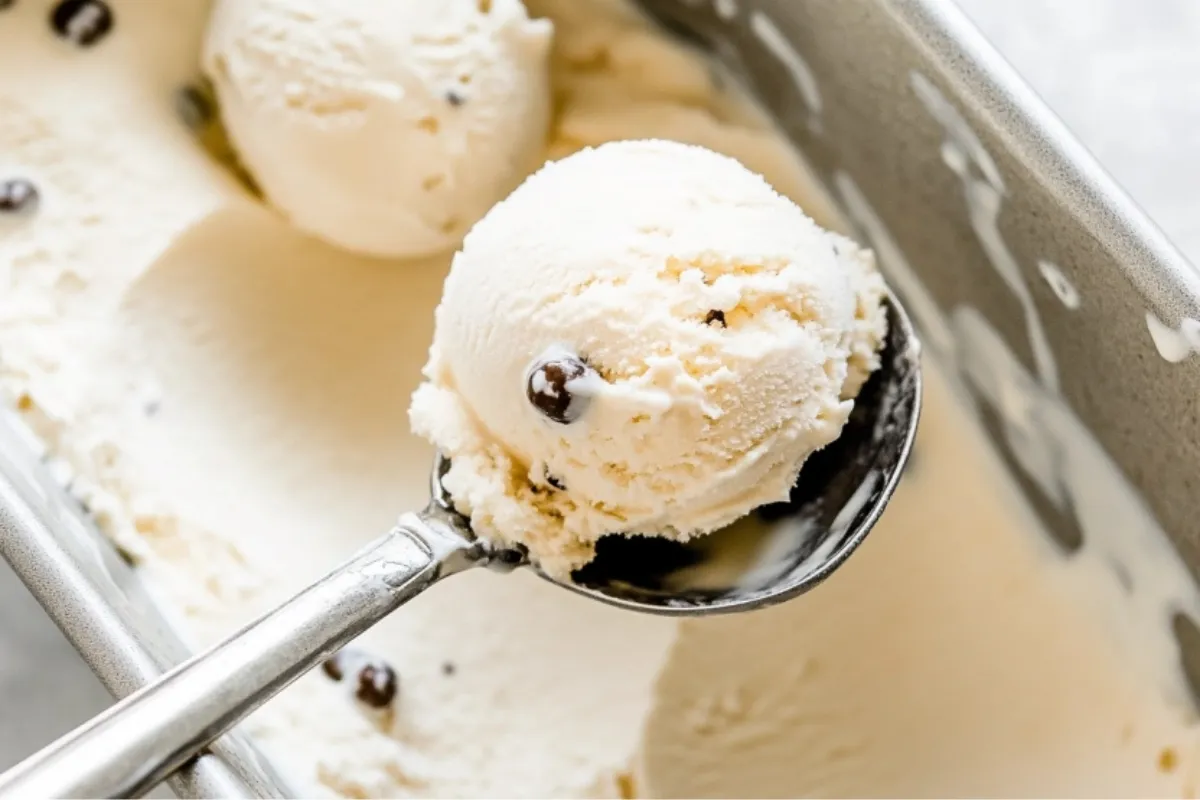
[637, 0, 1200, 685]
[0, 295, 918, 797]
[638, 0, 1200, 554]
[2, 0, 1199, 797]
[0, 561, 110, 772]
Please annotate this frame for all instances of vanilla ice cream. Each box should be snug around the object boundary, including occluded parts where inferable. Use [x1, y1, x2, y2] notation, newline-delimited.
[5, 0, 1200, 798]
[411, 139, 886, 576]
[202, 0, 552, 259]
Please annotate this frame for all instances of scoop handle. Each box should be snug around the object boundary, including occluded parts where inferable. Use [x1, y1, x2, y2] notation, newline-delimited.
[0, 510, 479, 800]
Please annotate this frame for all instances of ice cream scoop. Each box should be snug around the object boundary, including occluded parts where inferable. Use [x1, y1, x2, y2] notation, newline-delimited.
[0, 294, 919, 800]
[412, 140, 891, 578]
[202, 0, 553, 259]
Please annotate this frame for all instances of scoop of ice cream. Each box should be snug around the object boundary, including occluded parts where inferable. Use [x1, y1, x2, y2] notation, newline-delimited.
[201, 0, 553, 259]
[410, 140, 887, 577]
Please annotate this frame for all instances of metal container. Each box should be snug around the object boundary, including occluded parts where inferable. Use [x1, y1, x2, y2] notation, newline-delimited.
[3, 0, 1199, 796]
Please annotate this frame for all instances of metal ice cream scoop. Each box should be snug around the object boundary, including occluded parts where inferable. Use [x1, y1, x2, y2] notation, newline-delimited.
[0, 293, 920, 800]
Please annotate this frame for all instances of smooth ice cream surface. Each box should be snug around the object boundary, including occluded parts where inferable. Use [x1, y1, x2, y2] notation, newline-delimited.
[5, 0, 1200, 797]
[411, 139, 886, 577]
[202, 0, 552, 259]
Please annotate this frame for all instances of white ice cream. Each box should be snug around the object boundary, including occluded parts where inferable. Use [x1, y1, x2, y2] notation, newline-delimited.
[3, 0, 1200, 798]
[412, 139, 886, 576]
[640, 364, 1200, 798]
[202, 0, 552, 259]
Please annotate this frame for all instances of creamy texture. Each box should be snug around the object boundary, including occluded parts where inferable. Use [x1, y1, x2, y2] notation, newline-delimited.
[640, 364, 1200, 798]
[202, 0, 552, 259]
[411, 139, 886, 576]
[4, 0, 1200, 798]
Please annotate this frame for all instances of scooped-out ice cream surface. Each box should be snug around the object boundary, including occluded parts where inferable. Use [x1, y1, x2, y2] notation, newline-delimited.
[202, 0, 553, 259]
[410, 139, 887, 577]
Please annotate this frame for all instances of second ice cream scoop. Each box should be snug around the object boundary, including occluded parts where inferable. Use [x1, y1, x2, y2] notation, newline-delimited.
[0, 293, 919, 800]
[202, 0, 552, 259]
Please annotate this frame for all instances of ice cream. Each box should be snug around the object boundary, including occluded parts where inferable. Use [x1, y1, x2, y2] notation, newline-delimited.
[4, 0, 1200, 798]
[640, 364, 1200, 798]
[411, 139, 886, 576]
[201, 0, 553, 259]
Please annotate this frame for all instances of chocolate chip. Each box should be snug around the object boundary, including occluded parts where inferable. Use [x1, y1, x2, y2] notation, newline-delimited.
[355, 662, 398, 709]
[321, 651, 348, 682]
[174, 83, 215, 130]
[441, 661, 456, 676]
[322, 649, 399, 708]
[526, 352, 594, 424]
[51, 0, 113, 46]
[545, 473, 565, 491]
[704, 309, 726, 327]
[0, 178, 39, 215]
[445, 89, 466, 107]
